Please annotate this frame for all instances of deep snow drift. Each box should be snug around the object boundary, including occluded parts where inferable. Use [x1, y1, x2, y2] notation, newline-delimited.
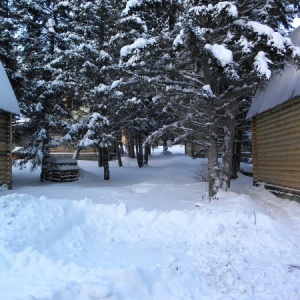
[0, 146, 299, 300]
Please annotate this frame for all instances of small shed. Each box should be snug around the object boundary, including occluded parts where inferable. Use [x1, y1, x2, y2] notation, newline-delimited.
[0, 61, 20, 189]
[247, 26, 300, 198]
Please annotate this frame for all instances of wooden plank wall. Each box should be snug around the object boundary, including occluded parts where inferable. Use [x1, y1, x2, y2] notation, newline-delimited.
[253, 97, 300, 191]
[0, 111, 12, 189]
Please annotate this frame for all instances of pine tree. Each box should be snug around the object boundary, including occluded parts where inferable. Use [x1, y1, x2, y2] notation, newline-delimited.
[117, 0, 299, 196]
[14, 0, 73, 169]
[0, 0, 20, 94]
[107, 0, 182, 166]
[176, 1, 300, 196]
[62, 0, 121, 179]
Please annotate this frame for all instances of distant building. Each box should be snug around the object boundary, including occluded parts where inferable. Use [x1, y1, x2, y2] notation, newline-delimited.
[0, 62, 20, 189]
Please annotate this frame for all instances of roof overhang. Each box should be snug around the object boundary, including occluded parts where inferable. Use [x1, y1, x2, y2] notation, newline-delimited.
[247, 26, 300, 119]
[0, 61, 20, 115]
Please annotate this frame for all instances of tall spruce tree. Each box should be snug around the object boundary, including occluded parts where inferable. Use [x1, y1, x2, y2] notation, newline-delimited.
[0, 0, 20, 94]
[118, 0, 300, 196]
[107, 0, 182, 166]
[13, 0, 74, 169]
[174, 1, 300, 196]
[62, 0, 121, 179]
[9, 0, 300, 189]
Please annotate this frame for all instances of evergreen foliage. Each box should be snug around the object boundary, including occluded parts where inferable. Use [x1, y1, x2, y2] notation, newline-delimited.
[12, 0, 74, 169]
[0, 0, 20, 94]
[3, 0, 300, 191]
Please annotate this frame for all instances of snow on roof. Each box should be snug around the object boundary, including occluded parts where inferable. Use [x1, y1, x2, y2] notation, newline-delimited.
[247, 26, 300, 119]
[0, 61, 20, 115]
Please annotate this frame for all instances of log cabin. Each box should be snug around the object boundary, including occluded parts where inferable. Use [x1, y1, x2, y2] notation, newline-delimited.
[246, 26, 300, 199]
[0, 62, 20, 189]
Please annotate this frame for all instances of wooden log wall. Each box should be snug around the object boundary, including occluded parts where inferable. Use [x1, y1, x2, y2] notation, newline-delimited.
[253, 97, 300, 191]
[0, 111, 12, 189]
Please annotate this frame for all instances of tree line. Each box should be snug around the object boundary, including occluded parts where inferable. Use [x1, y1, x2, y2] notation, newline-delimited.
[1, 0, 299, 197]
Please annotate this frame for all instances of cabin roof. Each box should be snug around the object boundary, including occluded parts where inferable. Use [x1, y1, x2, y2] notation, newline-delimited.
[0, 61, 20, 115]
[247, 26, 300, 119]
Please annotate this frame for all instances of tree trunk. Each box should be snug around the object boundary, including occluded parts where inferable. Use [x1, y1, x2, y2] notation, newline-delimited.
[221, 105, 237, 190]
[116, 135, 123, 167]
[136, 135, 143, 168]
[163, 139, 168, 152]
[97, 146, 103, 167]
[127, 135, 135, 158]
[73, 148, 80, 160]
[138, 139, 143, 167]
[144, 143, 151, 165]
[208, 128, 220, 198]
[103, 147, 110, 180]
[40, 132, 50, 182]
[234, 129, 243, 178]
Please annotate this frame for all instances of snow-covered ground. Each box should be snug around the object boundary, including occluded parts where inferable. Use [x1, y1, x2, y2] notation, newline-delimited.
[0, 145, 299, 300]
[239, 162, 253, 175]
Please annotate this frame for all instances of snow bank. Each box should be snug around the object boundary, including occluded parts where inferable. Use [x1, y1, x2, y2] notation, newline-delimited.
[0, 191, 299, 299]
[0, 146, 299, 299]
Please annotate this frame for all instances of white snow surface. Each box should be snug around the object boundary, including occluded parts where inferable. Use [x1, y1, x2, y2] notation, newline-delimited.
[120, 38, 156, 57]
[205, 44, 233, 67]
[122, 0, 139, 16]
[190, 2, 238, 18]
[0, 62, 20, 115]
[247, 21, 293, 51]
[1, 145, 300, 299]
[254, 51, 272, 79]
[293, 19, 300, 28]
